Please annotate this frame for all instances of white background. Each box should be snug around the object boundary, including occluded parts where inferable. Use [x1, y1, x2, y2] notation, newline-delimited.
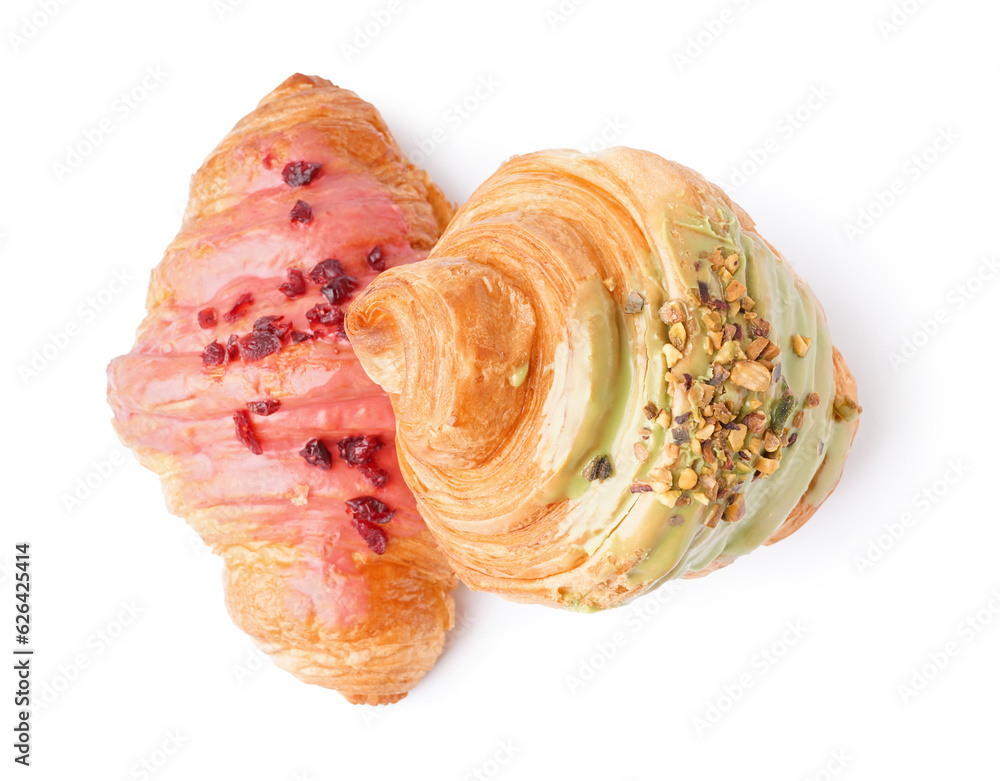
[2, 0, 997, 779]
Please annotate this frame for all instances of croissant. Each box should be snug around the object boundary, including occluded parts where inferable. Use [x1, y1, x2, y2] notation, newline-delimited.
[107, 75, 457, 703]
[346, 147, 861, 611]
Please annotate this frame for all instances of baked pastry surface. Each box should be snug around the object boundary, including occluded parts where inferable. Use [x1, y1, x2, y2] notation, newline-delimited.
[348, 147, 861, 610]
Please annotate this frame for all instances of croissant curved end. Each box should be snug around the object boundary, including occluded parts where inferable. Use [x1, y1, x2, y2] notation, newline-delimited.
[347, 146, 861, 611]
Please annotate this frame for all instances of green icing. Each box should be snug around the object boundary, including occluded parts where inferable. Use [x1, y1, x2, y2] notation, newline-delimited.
[538, 195, 856, 603]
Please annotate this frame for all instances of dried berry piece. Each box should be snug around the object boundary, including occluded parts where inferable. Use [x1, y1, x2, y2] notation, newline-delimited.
[278, 268, 307, 299]
[289, 329, 313, 344]
[675, 412, 691, 425]
[253, 315, 291, 340]
[582, 455, 613, 482]
[281, 161, 321, 187]
[202, 340, 225, 365]
[337, 434, 384, 465]
[710, 299, 728, 311]
[223, 292, 254, 323]
[238, 330, 282, 362]
[671, 428, 690, 444]
[225, 334, 240, 363]
[310, 258, 345, 284]
[305, 303, 342, 326]
[321, 275, 358, 305]
[289, 200, 313, 223]
[246, 399, 281, 416]
[359, 463, 389, 488]
[366, 246, 385, 271]
[354, 520, 387, 555]
[346, 496, 396, 524]
[233, 410, 263, 455]
[198, 308, 217, 329]
[299, 438, 332, 470]
[698, 281, 710, 303]
[786, 432, 798, 447]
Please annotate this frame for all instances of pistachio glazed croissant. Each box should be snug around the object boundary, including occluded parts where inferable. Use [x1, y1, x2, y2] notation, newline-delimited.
[347, 148, 861, 611]
[107, 75, 457, 703]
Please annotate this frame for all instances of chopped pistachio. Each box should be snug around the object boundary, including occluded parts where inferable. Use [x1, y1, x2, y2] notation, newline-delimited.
[642, 401, 658, 420]
[748, 399, 763, 412]
[716, 340, 739, 365]
[760, 341, 781, 361]
[650, 481, 672, 494]
[705, 504, 724, 528]
[699, 473, 719, 500]
[694, 423, 715, 441]
[669, 515, 686, 527]
[722, 323, 736, 342]
[746, 337, 770, 361]
[624, 291, 645, 314]
[743, 411, 766, 433]
[661, 443, 680, 467]
[648, 466, 672, 484]
[583, 455, 613, 482]
[728, 301, 741, 318]
[804, 392, 821, 409]
[740, 295, 755, 311]
[764, 430, 782, 452]
[792, 334, 812, 358]
[771, 393, 797, 431]
[727, 424, 748, 451]
[707, 247, 725, 269]
[708, 330, 724, 351]
[793, 410, 805, 428]
[730, 360, 772, 392]
[748, 437, 764, 455]
[677, 468, 698, 490]
[663, 343, 683, 368]
[756, 456, 780, 477]
[633, 442, 650, 462]
[656, 490, 683, 508]
[655, 409, 672, 429]
[668, 323, 687, 350]
[724, 494, 746, 523]
[691, 491, 710, 506]
[833, 393, 862, 421]
[748, 317, 771, 339]
[658, 300, 686, 325]
[723, 253, 740, 274]
[724, 279, 747, 302]
[704, 313, 723, 333]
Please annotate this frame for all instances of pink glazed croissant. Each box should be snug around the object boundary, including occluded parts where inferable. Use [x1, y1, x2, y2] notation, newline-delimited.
[107, 75, 456, 704]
